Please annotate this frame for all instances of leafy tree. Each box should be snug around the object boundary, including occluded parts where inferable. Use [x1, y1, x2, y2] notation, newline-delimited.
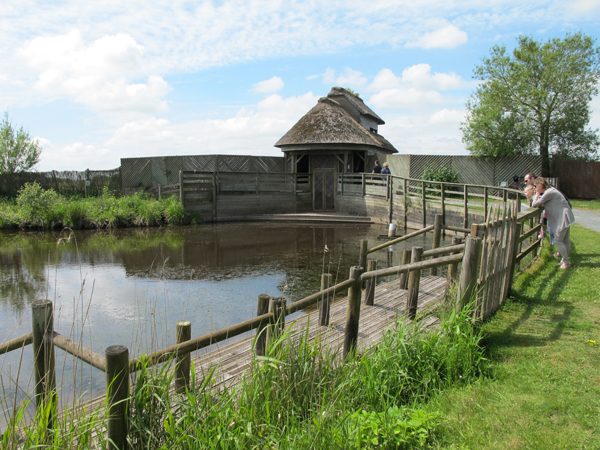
[0, 112, 42, 174]
[461, 33, 600, 175]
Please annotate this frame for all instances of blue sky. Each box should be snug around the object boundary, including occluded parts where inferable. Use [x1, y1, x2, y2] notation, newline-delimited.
[2, 0, 600, 171]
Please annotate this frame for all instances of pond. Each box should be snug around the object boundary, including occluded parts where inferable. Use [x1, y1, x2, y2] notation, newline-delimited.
[0, 221, 447, 414]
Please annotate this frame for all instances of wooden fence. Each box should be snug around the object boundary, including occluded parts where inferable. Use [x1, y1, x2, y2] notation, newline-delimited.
[0, 197, 544, 449]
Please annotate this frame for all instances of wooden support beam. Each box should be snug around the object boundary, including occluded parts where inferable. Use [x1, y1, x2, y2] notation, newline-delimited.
[457, 236, 483, 310]
[399, 250, 411, 290]
[32, 300, 56, 413]
[407, 247, 423, 320]
[105, 345, 130, 450]
[430, 214, 443, 276]
[255, 294, 270, 356]
[343, 266, 364, 359]
[319, 274, 333, 326]
[365, 260, 378, 306]
[447, 236, 463, 285]
[175, 321, 191, 393]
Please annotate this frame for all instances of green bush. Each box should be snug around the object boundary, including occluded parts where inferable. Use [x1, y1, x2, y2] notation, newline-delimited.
[161, 195, 186, 225]
[16, 182, 60, 227]
[421, 165, 461, 197]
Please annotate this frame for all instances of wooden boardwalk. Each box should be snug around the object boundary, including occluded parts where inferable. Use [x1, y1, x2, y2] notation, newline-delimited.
[190, 275, 448, 391]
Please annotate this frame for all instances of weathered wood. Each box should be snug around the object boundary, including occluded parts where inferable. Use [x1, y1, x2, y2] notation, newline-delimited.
[443, 225, 471, 234]
[105, 345, 129, 450]
[519, 223, 543, 243]
[367, 226, 434, 254]
[362, 253, 463, 280]
[422, 243, 465, 258]
[0, 332, 33, 355]
[403, 178, 408, 232]
[430, 214, 443, 276]
[516, 238, 542, 262]
[255, 294, 270, 356]
[422, 181, 426, 228]
[447, 236, 463, 285]
[407, 247, 423, 320]
[268, 297, 286, 344]
[179, 171, 184, 207]
[457, 236, 483, 310]
[365, 260, 378, 306]
[175, 321, 192, 393]
[32, 300, 56, 411]
[343, 267, 364, 359]
[52, 332, 106, 371]
[359, 239, 368, 271]
[484, 186, 488, 221]
[286, 278, 355, 314]
[399, 250, 411, 290]
[464, 185, 469, 229]
[440, 183, 446, 228]
[319, 274, 333, 326]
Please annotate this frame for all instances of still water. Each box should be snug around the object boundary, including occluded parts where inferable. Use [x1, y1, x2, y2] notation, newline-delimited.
[0, 222, 443, 411]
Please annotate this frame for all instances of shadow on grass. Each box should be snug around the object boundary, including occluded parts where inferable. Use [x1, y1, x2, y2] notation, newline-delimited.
[481, 243, 577, 351]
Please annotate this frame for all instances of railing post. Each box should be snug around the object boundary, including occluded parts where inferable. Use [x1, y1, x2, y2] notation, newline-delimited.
[403, 178, 408, 232]
[358, 239, 368, 272]
[343, 266, 364, 359]
[399, 249, 411, 290]
[440, 182, 445, 232]
[32, 300, 56, 417]
[105, 345, 130, 450]
[447, 236, 463, 285]
[267, 297, 286, 344]
[507, 222, 524, 289]
[463, 185, 469, 229]
[430, 214, 443, 276]
[255, 294, 270, 356]
[319, 274, 333, 326]
[407, 247, 423, 320]
[179, 171, 184, 207]
[457, 236, 483, 311]
[365, 259, 377, 306]
[158, 184, 161, 200]
[503, 188, 508, 203]
[362, 173, 366, 196]
[175, 321, 191, 393]
[421, 181, 426, 228]
[484, 186, 488, 221]
[388, 176, 393, 224]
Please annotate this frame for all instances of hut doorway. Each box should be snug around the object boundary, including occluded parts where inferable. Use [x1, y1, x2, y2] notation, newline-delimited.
[312, 154, 336, 211]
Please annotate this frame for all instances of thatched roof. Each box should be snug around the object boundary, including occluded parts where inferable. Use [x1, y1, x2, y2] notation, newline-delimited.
[327, 87, 384, 125]
[275, 96, 397, 154]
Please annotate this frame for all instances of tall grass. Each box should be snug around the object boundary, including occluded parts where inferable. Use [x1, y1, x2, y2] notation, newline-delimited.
[0, 183, 187, 230]
[2, 302, 487, 449]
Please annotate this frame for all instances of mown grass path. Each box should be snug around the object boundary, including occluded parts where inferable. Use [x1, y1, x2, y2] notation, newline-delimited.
[433, 224, 600, 449]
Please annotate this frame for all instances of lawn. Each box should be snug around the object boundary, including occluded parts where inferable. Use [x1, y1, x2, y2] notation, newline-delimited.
[570, 199, 600, 211]
[432, 224, 600, 449]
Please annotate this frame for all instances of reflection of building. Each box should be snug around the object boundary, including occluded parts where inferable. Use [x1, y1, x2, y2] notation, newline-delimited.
[275, 87, 398, 211]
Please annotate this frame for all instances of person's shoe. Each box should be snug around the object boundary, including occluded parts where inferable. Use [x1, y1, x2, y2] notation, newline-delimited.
[560, 263, 571, 269]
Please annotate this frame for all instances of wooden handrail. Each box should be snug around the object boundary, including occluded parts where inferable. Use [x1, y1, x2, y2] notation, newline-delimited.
[517, 207, 543, 223]
[367, 226, 434, 254]
[361, 253, 463, 280]
[129, 312, 275, 372]
[421, 243, 465, 258]
[0, 332, 33, 355]
[51, 332, 106, 372]
[286, 278, 355, 315]
[519, 223, 543, 243]
[516, 239, 542, 262]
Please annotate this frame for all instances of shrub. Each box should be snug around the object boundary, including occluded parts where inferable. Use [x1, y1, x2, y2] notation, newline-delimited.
[161, 195, 185, 225]
[421, 165, 461, 197]
[16, 182, 60, 227]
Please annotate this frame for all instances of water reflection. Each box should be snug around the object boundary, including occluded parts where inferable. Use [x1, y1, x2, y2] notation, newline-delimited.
[0, 222, 443, 418]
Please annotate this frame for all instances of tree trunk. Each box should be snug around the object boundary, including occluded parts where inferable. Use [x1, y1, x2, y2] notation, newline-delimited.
[539, 124, 550, 176]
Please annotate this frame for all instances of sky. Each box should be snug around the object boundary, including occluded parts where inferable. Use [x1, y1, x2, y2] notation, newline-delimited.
[1, 0, 600, 171]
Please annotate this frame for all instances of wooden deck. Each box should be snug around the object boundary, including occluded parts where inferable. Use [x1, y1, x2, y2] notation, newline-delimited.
[190, 275, 449, 391]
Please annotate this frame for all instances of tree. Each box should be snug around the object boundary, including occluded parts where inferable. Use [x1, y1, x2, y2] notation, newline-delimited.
[461, 33, 600, 175]
[0, 112, 42, 174]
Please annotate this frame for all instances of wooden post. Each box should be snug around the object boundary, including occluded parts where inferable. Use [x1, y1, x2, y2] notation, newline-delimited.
[457, 236, 483, 310]
[343, 266, 364, 359]
[430, 214, 443, 276]
[463, 185, 469, 229]
[407, 247, 423, 320]
[32, 300, 56, 413]
[358, 239, 368, 272]
[388, 177, 393, 225]
[422, 181, 426, 228]
[105, 345, 129, 450]
[319, 274, 333, 326]
[365, 259, 377, 306]
[175, 321, 191, 393]
[470, 223, 480, 238]
[179, 171, 184, 207]
[255, 294, 270, 356]
[447, 236, 463, 285]
[503, 188, 508, 203]
[212, 172, 217, 222]
[255, 173, 259, 195]
[399, 250, 411, 290]
[158, 184, 161, 200]
[267, 297, 286, 344]
[440, 183, 445, 230]
[507, 222, 524, 290]
[403, 178, 408, 232]
[362, 173, 366, 196]
[516, 192, 521, 212]
[484, 186, 488, 221]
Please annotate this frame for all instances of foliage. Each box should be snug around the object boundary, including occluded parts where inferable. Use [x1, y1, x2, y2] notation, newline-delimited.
[0, 183, 190, 229]
[461, 33, 600, 175]
[344, 87, 360, 97]
[0, 112, 42, 174]
[421, 165, 461, 197]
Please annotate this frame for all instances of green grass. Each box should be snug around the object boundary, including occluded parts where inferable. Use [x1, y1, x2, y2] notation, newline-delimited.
[0, 182, 187, 229]
[431, 224, 600, 449]
[570, 199, 600, 211]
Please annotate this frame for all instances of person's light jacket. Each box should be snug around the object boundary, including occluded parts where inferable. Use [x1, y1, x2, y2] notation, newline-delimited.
[531, 187, 575, 235]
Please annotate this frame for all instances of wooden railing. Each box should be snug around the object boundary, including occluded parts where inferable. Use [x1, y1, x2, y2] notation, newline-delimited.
[0, 200, 545, 449]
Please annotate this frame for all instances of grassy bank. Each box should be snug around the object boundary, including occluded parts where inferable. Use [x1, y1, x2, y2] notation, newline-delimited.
[570, 199, 600, 211]
[1, 304, 487, 449]
[0, 182, 188, 229]
[432, 224, 600, 449]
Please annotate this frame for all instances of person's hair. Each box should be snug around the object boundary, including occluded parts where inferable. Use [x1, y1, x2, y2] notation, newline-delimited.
[383, 162, 388, 167]
[375, 160, 379, 165]
[534, 176, 550, 190]
[525, 172, 536, 180]
[524, 185, 534, 196]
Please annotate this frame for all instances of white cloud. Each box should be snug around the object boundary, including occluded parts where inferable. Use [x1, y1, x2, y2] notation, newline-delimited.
[334, 68, 368, 88]
[430, 108, 465, 124]
[38, 139, 113, 170]
[369, 88, 445, 109]
[251, 76, 284, 93]
[406, 24, 468, 49]
[19, 31, 170, 122]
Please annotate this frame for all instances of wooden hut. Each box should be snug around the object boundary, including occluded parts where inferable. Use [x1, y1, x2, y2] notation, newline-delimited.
[275, 87, 398, 211]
